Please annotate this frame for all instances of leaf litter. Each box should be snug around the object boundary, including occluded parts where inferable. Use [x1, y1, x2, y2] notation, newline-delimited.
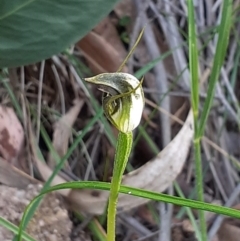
[0, 105, 24, 164]
[0, 1, 240, 241]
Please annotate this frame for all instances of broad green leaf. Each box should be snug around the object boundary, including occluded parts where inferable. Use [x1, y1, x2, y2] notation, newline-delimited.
[0, 0, 120, 67]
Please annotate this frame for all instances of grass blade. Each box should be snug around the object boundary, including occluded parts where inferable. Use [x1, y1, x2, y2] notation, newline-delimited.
[0, 217, 36, 241]
[199, 0, 233, 137]
[187, 1, 206, 240]
[17, 180, 240, 241]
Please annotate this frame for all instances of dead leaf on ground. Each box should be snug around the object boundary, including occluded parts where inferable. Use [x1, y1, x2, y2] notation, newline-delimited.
[213, 207, 240, 241]
[29, 132, 71, 197]
[172, 225, 197, 241]
[114, 0, 133, 19]
[48, 99, 84, 168]
[33, 99, 84, 196]
[182, 219, 195, 233]
[153, 24, 177, 76]
[77, 31, 127, 74]
[94, 17, 127, 59]
[0, 105, 24, 164]
[217, 222, 240, 241]
[0, 157, 38, 188]
[137, 205, 157, 225]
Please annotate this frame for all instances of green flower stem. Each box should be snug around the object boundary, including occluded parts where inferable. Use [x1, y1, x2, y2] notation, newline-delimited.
[193, 138, 206, 241]
[188, 0, 207, 239]
[107, 131, 133, 241]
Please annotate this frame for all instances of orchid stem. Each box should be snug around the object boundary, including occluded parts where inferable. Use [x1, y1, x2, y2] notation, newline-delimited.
[107, 131, 133, 241]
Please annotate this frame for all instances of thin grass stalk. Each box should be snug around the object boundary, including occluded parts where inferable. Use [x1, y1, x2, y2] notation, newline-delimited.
[193, 139, 206, 241]
[0, 75, 23, 119]
[73, 212, 107, 241]
[188, 1, 233, 240]
[187, 1, 206, 240]
[198, 0, 233, 137]
[174, 182, 201, 240]
[0, 217, 36, 241]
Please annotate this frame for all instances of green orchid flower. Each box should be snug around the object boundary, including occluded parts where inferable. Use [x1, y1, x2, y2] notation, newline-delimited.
[85, 72, 144, 133]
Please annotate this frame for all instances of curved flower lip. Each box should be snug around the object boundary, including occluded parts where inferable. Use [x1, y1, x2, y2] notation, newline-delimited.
[85, 73, 144, 133]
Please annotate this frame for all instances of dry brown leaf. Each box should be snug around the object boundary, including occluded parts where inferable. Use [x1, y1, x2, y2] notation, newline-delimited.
[77, 31, 127, 74]
[0, 157, 38, 188]
[182, 219, 195, 233]
[35, 159, 71, 196]
[217, 223, 240, 241]
[0, 105, 24, 163]
[94, 17, 127, 58]
[232, 203, 240, 210]
[28, 100, 83, 196]
[48, 99, 84, 168]
[114, 0, 133, 19]
[28, 129, 71, 197]
[153, 25, 177, 76]
[210, 236, 219, 241]
[137, 206, 156, 225]
[132, 37, 151, 66]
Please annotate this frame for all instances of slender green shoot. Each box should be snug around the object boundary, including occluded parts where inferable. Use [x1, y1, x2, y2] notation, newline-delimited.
[107, 132, 133, 241]
[117, 28, 145, 72]
[174, 182, 201, 240]
[187, 0, 206, 239]
[198, 0, 233, 137]
[73, 212, 107, 241]
[0, 74, 23, 119]
[0, 217, 36, 241]
[187, 1, 233, 240]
